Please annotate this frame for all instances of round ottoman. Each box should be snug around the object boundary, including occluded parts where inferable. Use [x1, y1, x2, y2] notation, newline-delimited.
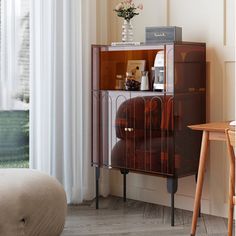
[0, 169, 67, 236]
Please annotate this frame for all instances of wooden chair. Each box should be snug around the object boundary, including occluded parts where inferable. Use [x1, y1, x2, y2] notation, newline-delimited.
[226, 128, 236, 236]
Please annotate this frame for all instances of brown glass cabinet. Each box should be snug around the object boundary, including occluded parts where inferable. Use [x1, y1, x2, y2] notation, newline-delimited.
[92, 43, 206, 226]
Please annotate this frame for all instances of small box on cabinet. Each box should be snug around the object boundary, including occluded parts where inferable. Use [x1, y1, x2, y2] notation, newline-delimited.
[145, 26, 182, 43]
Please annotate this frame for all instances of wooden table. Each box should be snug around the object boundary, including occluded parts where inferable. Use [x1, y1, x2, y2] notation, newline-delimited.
[188, 122, 233, 236]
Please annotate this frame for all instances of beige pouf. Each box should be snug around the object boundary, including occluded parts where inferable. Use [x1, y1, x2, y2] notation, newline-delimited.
[0, 169, 67, 236]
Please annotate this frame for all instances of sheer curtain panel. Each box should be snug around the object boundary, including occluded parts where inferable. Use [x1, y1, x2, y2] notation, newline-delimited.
[30, 0, 87, 204]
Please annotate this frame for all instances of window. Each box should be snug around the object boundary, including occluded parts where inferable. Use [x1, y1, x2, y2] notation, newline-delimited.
[0, 0, 30, 168]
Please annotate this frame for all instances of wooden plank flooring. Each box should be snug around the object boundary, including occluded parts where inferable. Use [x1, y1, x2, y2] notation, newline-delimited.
[62, 196, 233, 236]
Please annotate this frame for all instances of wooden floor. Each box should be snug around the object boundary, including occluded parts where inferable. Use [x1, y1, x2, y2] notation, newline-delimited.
[62, 196, 233, 236]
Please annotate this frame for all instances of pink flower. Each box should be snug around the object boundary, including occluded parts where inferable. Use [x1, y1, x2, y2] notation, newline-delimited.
[115, 2, 123, 11]
[137, 3, 143, 10]
[125, 0, 133, 3]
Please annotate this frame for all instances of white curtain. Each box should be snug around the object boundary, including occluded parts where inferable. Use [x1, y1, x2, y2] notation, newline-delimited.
[30, 0, 92, 204]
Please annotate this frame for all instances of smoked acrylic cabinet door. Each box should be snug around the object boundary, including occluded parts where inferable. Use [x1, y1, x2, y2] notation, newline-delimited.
[92, 89, 177, 225]
[99, 91, 174, 175]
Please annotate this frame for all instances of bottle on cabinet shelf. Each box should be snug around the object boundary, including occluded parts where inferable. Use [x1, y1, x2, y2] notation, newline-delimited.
[140, 71, 149, 91]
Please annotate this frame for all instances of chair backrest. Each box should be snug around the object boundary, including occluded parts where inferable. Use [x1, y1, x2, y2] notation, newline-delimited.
[225, 129, 236, 162]
[225, 129, 236, 173]
[227, 129, 236, 148]
[226, 128, 236, 178]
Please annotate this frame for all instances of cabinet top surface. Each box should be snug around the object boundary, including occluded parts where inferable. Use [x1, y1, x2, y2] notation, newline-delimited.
[92, 42, 206, 51]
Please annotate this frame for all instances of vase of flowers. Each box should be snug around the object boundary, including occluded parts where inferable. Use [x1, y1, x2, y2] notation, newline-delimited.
[114, 0, 143, 42]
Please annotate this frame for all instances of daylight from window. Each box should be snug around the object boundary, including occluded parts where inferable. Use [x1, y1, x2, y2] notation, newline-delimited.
[0, 0, 30, 168]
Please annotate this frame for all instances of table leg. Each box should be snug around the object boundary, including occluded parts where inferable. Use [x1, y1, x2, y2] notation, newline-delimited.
[191, 131, 209, 236]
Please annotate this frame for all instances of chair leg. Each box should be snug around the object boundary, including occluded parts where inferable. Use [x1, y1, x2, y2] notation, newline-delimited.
[228, 163, 235, 236]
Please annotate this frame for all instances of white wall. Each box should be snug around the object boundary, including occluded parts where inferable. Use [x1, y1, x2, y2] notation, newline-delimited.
[97, 0, 236, 217]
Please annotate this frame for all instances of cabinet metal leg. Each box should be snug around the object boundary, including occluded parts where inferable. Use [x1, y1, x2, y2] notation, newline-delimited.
[171, 192, 175, 227]
[120, 169, 129, 202]
[195, 173, 201, 217]
[167, 177, 178, 227]
[95, 167, 100, 209]
[123, 172, 126, 202]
